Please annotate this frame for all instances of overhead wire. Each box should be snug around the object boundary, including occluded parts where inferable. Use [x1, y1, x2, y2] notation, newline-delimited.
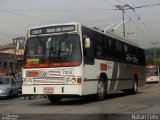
[101, 0, 115, 7]
[0, 10, 55, 22]
[133, 10, 158, 43]
[116, 0, 140, 40]
[123, 1, 160, 47]
[0, 8, 116, 12]
[0, 0, 159, 47]
[116, 0, 159, 42]
[103, 0, 158, 46]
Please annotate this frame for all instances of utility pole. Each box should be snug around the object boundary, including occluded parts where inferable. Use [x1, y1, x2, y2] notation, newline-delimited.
[115, 4, 137, 37]
[122, 11, 125, 37]
[13, 36, 24, 76]
[114, 3, 160, 38]
[115, 4, 130, 37]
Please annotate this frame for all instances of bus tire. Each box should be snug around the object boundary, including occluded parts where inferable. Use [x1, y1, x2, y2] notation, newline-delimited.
[97, 77, 106, 101]
[131, 79, 138, 94]
[123, 77, 138, 95]
[47, 95, 61, 104]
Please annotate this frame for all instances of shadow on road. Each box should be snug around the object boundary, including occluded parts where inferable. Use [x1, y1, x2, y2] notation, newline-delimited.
[0, 96, 21, 101]
[29, 91, 143, 106]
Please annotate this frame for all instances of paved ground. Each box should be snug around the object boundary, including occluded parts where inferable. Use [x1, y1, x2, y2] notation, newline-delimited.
[0, 82, 160, 120]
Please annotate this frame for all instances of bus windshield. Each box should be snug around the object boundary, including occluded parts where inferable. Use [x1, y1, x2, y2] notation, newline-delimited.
[23, 34, 81, 68]
[146, 67, 158, 76]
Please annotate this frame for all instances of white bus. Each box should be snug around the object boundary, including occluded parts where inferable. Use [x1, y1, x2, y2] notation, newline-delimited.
[146, 65, 159, 83]
[22, 22, 146, 103]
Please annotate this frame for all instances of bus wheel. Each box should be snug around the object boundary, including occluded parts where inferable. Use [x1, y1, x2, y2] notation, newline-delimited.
[131, 79, 138, 94]
[125, 79, 138, 95]
[47, 95, 61, 104]
[97, 78, 106, 101]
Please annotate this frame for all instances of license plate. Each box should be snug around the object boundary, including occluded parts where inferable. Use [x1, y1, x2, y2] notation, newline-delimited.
[43, 87, 54, 94]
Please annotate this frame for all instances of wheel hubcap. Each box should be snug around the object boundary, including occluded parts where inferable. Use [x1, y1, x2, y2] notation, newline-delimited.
[98, 81, 104, 96]
[134, 81, 137, 91]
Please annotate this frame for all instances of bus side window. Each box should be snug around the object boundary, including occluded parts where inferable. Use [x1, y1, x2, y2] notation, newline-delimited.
[96, 44, 102, 57]
[107, 38, 115, 59]
[94, 34, 106, 59]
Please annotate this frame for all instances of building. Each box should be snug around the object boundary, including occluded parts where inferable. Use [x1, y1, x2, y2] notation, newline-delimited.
[0, 42, 24, 55]
[0, 53, 15, 75]
[0, 43, 24, 76]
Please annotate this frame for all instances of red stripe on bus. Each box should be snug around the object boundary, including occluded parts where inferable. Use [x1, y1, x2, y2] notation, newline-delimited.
[23, 62, 81, 68]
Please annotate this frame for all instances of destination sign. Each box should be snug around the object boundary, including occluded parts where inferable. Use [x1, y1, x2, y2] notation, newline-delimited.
[30, 25, 76, 35]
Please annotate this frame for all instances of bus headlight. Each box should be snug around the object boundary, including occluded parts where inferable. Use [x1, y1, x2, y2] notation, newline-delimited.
[66, 78, 76, 84]
[23, 78, 33, 85]
[71, 78, 76, 84]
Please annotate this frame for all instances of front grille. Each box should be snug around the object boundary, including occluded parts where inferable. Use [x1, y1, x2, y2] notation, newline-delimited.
[34, 77, 65, 84]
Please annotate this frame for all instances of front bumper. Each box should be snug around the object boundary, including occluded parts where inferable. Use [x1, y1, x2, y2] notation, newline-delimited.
[22, 85, 82, 95]
[146, 78, 159, 83]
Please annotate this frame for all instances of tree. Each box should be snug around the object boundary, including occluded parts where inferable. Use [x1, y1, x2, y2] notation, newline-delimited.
[145, 56, 154, 65]
[157, 58, 160, 67]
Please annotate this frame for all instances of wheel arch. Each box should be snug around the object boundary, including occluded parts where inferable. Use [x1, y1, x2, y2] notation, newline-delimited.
[99, 72, 108, 81]
[133, 74, 138, 85]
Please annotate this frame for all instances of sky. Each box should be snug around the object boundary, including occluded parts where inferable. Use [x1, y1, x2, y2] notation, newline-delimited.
[0, 0, 160, 48]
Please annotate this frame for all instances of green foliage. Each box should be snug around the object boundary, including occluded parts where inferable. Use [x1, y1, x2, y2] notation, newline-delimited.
[146, 56, 154, 65]
[145, 56, 160, 67]
[145, 47, 160, 67]
[157, 58, 160, 67]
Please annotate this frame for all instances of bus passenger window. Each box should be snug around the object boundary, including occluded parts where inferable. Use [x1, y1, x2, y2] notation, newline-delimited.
[96, 45, 102, 57]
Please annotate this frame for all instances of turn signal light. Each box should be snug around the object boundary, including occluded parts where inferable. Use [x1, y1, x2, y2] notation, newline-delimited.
[77, 78, 82, 83]
[28, 71, 38, 77]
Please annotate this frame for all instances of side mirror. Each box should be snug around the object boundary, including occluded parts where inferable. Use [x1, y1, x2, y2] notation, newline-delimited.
[46, 38, 51, 49]
[85, 38, 91, 48]
[16, 41, 20, 51]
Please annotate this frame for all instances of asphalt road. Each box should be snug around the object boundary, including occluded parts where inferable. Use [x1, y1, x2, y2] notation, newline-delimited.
[0, 83, 160, 120]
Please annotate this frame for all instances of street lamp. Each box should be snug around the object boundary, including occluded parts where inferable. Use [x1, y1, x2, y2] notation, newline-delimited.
[152, 42, 159, 66]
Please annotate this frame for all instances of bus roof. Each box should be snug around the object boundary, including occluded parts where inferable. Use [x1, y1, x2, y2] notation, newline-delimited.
[84, 25, 141, 48]
[28, 22, 142, 49]
[28, 22, 80, 32]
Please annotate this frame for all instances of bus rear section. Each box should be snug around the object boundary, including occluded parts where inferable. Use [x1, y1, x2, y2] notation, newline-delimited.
[146, 65, 160, 83]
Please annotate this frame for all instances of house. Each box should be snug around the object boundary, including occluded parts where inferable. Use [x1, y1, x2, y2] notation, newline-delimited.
[0, 43, 24, 76]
